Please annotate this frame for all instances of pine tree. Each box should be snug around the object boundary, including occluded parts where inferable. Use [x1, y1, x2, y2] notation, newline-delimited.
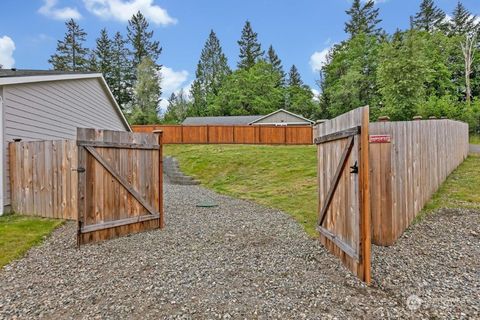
[49, 19, 89, 71]
[288, 65, 302, 87]
[190, 30, 231, 116]
[163, 89, 191, 123]
[449, 2, 478, 36]
[411, 0, 447, 32]
[237, 21, 264, 69]
[285, 65, 316, 118]
[110, 32, 134, 110]
[127, 11, 162, 68]
[130, 57, 161, 124]
[266, 45, 285, 85]
[88, 52, 98, 71]
[93, 28, 114, 84]
[345, 0, 382, 38]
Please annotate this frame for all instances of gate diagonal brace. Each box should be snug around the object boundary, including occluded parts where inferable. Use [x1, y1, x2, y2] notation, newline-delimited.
[84, 145, 159, 216]
[318, 135, 355, 227]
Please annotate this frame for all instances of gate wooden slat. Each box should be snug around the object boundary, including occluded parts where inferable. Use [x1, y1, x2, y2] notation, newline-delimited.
[315, 106, 371, 284]
[317, 135, 355, 226]
[84, 146, 158, 216]
[76, 128, 163, 245]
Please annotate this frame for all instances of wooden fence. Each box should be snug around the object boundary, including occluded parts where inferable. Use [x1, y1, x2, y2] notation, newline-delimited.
[132, 125, 313, 145]
[76, 128, 163, 245]
[9, 140, 78, 220]
[9, 130, 164, 246]
[369, 119, 469, 245]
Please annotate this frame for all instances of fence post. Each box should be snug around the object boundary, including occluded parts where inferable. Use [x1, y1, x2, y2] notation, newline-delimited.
[152, 130, 164, 229]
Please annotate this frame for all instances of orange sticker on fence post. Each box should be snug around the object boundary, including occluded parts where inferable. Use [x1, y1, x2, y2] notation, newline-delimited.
[369, 135, 391, 143]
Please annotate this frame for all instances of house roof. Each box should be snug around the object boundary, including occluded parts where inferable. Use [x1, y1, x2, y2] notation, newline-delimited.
[183, 115, 262, 125]
[0, 69, 97, 78]
[248, 108, 314, 125]
[0, 69, 131, 131]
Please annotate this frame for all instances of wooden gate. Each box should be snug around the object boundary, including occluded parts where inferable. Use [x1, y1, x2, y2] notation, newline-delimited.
[76, 128, 163, 245]
[315, 107, 371, 283]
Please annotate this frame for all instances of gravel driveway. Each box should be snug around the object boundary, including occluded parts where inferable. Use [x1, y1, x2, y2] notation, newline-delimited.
[0, 182, 479, 319]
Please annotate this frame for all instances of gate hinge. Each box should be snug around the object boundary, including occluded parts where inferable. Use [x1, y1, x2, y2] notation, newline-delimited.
[350, 161, 358, 174]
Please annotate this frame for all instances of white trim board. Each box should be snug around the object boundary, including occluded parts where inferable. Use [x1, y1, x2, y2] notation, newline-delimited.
[249, 108, 314, 125]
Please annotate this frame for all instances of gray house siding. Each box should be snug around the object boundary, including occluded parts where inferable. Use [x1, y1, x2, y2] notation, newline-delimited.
[253, 110, 311, 125]
[2, 77, 128, 206]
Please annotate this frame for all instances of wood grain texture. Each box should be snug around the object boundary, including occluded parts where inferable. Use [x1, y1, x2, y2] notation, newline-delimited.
[131, 125, 313, 145]
[314, 106, 370, 283]
[76, 128, 162, 245]
[9, 140, 78, 220]
[369, 119, 469, 246]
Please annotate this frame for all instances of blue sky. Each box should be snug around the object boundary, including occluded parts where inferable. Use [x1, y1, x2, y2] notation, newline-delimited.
[1, 0, 480, 106]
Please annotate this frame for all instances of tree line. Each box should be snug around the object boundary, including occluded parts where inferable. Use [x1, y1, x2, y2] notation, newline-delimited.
[321, 0, 480, 132]
[49, 16, 315, 125]
[49, 0, 480, 131]
[49, 12, 161, 124]
[164, 22, 316, 123]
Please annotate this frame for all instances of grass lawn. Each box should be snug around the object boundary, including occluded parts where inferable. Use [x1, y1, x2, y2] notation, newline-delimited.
[470, 134, 480, 145]
[166, 144, 480, 238]
[419, 155, 480, 218]
[0, 215, 63, 268]
[165, 144, 319, 236]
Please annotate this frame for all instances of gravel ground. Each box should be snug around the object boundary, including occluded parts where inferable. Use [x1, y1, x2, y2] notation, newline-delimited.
[0, 183, 479, 319]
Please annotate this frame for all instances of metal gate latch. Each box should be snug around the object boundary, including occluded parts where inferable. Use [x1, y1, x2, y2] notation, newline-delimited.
[350, 161, 358, 174]
[72, 167, 86, 173]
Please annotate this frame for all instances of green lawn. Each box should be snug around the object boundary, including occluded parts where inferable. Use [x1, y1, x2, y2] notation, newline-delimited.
[0, 215, 63, 268]
[165, 144, 480, 237]
[420, 155, 480, 218]
[470, 134, 480, 145]
[165, 144, 319, 236]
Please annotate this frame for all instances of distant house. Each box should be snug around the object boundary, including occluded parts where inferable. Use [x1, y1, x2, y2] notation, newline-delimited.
[183, 109, 314, 126]
[0, 69, 130, 214]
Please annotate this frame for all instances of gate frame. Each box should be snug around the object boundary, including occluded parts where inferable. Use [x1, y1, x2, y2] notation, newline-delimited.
[315, 107, 371, 284]
[76, 129, 164, 246]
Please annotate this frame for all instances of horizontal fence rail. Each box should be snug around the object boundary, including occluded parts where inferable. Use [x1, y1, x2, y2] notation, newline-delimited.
[132, 125, 314, 145]
[368, 119, 469, 245]
[9, 140, 78, 220]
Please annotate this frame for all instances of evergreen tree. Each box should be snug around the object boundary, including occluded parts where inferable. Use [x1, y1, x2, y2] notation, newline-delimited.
[237, 21, 264, 69]
[411, 0, 447, 32]
[111, 32, 134, 110]
[190, 30, 231, 116]
[127, 11, 162, 68]
[266, 45, 285, 84]
[285, 65, 316, 118]
[449, 1, 478, 36]
[288, 65, 302, 87]
[49, 19, 89, 71]
[345, 0, 382, 38]
[130, 57, 161, 124]
[163, 89, 191, 123]
[93, 28, 114, 85]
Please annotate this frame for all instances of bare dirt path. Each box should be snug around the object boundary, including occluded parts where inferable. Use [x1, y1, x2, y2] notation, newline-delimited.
[0, 182, 478, 319]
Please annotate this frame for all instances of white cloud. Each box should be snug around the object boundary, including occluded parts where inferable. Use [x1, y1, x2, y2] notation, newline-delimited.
[158, 66, 190, 111]
[311, 88, 320, 101]
[83, 0, 177, 25]
[38, 0, 82, 20]
[309, 46, 332, 72]
[0, 36, 15, 68]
